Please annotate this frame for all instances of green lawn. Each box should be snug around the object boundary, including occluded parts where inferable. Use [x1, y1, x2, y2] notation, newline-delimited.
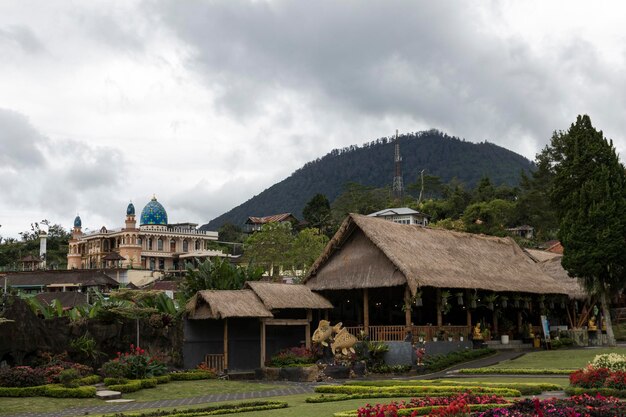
[489, 347, 626, 370]
[0, 380, 281, 416]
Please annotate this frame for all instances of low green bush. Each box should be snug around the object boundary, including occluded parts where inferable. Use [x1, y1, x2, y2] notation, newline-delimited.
[425, 348, 496, 372]
[169, 371, 216, 381]
[564, 386, 626, 398]
[0, 384, 96, 398]
[156, 375, 171, 384]
[334, 403, 508, 417]
[77, 375, 102, 385]
[100, 400, 288, 416]
[105, 377, 129, 386]
[345, 380, 561, 395]
[108, 380, 143, 393]
[314, 384, 521, 397]
[306, 392, 490, 403]
[58, 369, 80, 388]
[457, 367, 574, 375]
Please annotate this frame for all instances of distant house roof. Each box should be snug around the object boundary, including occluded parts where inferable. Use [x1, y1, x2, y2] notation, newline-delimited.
[524, 248, 561, 262]
[304, 214, 571, 296]
[368, 207, 429, 218]
[149, 280, 178, 292]
[506, 225, 535, 232]
[102, 252, 126, 261]
[19, 255, 41, 262]
[546, 241, 564, 254]
[245, 213, 297, 225]
[35, 292, 88, 309]
[1, 270, 120, 289]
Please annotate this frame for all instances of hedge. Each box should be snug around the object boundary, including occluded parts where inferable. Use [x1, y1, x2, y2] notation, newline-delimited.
[100, 401, 288, 416]
[334, 403, 510, 417]
[169, 371, 216, 381]
[345, 380, 561, 395]
[77, 375, 102, 385]
[0, 384, 96, 398]
[105, 377, 128, 386]
[108, 378, 158, 393]
[306, 392, 500, 403]
[314, 385, 521, 397]
[564, 387, 626, 398]
[156, 375, 171, 384]
[457, 367, 575, 375]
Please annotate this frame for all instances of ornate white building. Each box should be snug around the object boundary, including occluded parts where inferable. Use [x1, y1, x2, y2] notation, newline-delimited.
[67, 197, 218, 270]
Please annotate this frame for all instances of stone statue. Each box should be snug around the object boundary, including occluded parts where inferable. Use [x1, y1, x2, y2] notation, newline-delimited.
[312, 320, 342, 347]
[588, 316, 597, 331]
[331, 327, 358, 356]
[473, 323, 483, 340]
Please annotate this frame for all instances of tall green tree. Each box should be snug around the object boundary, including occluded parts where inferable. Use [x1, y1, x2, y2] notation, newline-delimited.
[244, 222, 294, 279]
[548, 115, 626, 346]
[180, 258, 263, 300]
[330, 182, 391, 228]
[302, 194, 331, 236]
[287, 228, 329, 277]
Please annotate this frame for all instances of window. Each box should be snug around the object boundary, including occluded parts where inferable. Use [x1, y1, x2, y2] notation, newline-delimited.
[157, 238, 163, 251]
[148, 238, 153, 251]
[195, 240, 201, 250]
[137, 237, 142, 247]
[182, 240, 188, 252]
[170, 239, 176, 252]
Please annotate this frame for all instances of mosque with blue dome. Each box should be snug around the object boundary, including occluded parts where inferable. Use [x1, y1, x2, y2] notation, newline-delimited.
[67, 196, 218, 270]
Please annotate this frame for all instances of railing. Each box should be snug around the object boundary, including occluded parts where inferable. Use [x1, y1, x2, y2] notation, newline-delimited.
[204, 354, 225, 373]
[345, 325, 471, 342]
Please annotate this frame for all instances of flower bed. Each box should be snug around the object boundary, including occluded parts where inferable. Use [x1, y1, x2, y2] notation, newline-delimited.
[475, 394, 626, 417]
[315, 384, 521, 397]
[457, 367, 574, 375]
[268, 346, 316, 367]
[569, 353, 626, 394]
[101, 345, 167, 380]
[333, 393, 509, 417]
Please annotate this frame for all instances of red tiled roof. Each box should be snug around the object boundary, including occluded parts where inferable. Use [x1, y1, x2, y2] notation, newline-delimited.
[246, 213, 295, 225]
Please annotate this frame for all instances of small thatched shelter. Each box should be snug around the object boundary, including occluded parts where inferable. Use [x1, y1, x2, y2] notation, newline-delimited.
[303, 214, 578, 341]
[184, 283, 332, 372]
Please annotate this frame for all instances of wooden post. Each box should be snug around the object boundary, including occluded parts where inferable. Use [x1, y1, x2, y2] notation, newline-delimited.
[404, 286, 412, 331]
[466, 290, 472, 332]
[517, 311, 523, 334]
[363, 288, 370, 336]
[223, 319, 229, 372]
[436, 288, 443, 327]
[260, 320, 266, 368]
[493, 309, 499, 335]
[305, 310, 312, 349]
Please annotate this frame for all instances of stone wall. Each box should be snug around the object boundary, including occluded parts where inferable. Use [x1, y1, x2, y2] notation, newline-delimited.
[0, 296, 183, 367]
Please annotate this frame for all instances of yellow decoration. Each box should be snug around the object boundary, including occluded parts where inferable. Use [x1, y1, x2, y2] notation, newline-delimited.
[588, 316, 597, 331]
[312, 320, 342, 347]
[331, 327, 358, 356]
[473, 323, 483, 340]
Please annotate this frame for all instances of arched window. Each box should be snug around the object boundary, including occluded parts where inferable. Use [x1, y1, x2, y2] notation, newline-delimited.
[182, 240, 188, 252]
[137, 237, 142, 247]
[195, 240, 201, 250]
[148, 238, 153, 251]
[170, 239, 176, 252]
[157, 238, 163, 251]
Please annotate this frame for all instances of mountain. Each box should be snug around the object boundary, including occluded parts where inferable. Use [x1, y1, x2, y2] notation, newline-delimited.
[201, 130, 534, 230]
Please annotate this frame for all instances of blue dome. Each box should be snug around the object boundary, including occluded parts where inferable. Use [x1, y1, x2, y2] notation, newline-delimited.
[140, 197, 168, 225]
[126, 202, 135, 216]
[74, 215, 82, 228]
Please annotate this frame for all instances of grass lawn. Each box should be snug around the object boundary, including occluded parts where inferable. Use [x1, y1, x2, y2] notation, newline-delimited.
[0, 380, 281, 416]
[490, 347, 626, 370]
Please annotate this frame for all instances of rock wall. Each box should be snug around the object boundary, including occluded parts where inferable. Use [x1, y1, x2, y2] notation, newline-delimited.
[0, 296, 183, 367]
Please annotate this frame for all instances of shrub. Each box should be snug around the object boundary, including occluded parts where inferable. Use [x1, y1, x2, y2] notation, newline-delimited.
[104, 377, 128, 386]
[476, 394, 626, 417]
[99, 401, 288, 417]
[58, 369, 80, 388]
[591, 353, 626, 371]
[0, 366, 46, 388]
[314, 384, 521, 397]
[268, 346, 315, 367]
[346, 380, 561, 396]
[77, 375, 102, 385]
[458, 367, 574, 375]
[570, 366, 612, 388]
[0, 385, 96, 398]
[102, 345, 167, 379]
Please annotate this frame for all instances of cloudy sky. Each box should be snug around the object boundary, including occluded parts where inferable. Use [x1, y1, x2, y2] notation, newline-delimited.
[1, 1, 625, 238]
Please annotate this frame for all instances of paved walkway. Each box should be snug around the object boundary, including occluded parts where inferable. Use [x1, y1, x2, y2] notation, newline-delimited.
[5, 383, 314, 417]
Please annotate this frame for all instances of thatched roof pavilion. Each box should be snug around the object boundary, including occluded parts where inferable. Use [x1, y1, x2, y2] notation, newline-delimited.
[187, 290, 273, 320]
[244, 281, 333, 310]
[305, 214, 569, 295]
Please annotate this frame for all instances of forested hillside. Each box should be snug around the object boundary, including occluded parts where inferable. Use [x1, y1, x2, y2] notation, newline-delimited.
[201, 130, 534, 230]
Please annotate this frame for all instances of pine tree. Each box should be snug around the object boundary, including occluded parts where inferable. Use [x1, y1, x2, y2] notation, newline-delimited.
[549, 115, 626, 346]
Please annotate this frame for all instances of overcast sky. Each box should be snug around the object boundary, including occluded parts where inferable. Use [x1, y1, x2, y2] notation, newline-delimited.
[1, 1, 625, 238]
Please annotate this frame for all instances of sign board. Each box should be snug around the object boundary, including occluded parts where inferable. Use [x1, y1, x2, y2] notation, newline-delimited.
[540, 315, 551, 342]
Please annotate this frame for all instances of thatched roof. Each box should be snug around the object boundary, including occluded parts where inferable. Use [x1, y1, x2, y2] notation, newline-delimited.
[244, 281, 333, 310]
[187, 290, 273, 319]
[524, 248, 561, 263]
[304, 214, 570, 296]
[534, 256, 588, 300]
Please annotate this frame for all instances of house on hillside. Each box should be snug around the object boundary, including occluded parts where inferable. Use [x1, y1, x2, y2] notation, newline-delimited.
[0, 269, 119, 294]
[303, 214, 581, 342]
[184, 281, 332, 371]
[506, 225, 535, 239]
[368, 207, 429, 226]
[244, 213, 299, 233]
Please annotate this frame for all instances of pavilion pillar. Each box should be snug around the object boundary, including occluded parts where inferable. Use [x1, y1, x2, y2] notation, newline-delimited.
[436, 288, 443, 327]
[466, 290, 472, 331]
[305, 310, 312, 349]
[493, 309, 499, 335]
[404, 286, 412, 331]
[363, 288, 370, 336]
[223, 319, 229, 371]
[260, 320, 266, 368]
[517, 311, 523, 334]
